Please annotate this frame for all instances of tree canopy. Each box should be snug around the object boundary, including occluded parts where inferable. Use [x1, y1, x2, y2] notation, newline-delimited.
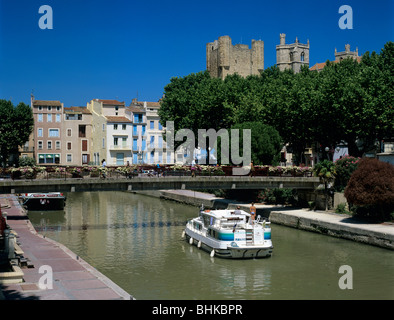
[158, 41, 394, 164]
[0, 99, 34, 167]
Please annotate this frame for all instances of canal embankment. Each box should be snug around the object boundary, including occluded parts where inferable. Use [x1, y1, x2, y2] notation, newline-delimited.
[0, 194, 133, 300]
[135, 190, 394, 251]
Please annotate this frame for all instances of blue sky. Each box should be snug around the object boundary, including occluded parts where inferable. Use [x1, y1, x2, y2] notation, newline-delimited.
[0, 0, 392, 107]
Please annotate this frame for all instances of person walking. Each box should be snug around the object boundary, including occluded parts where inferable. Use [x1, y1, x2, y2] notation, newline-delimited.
[249, 161, 255, 177]
[101, 159, 107, 179]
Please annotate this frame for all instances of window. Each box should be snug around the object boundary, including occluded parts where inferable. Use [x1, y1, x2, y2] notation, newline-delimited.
[114, 124, 118, 130]
[133, 125, 138, 136]
[150, 121, 154, 129]
[301, 52, 305, 62]
[56, 141, 61, 150]
[67, 129, 72, 137]
[102, 123, 105, 131]
[122, 124, 126, 130]
[82, 154, 89, 164]
[38, 106, 42, 111]
[150, 151, 154, 163]
[49, 129, 59, 137]
[159, 122, 163, 130]
[66, 114, 82, 120]
[122, 137, 127, 146]
[48, 106, 52, 111]
[79, 125, 86, 137]
[38, 128, 43, 137]
[38, 114, 43, 122]
[102, 138, 105, 148]
[158, 136, 163, 148]
[47, 114, 52, 122]
[133, 138, 138, 151]
[67, 142, 72, 150]
[114, 137, 118, 146]
[150, 136, 155, 148]
[47, 141, 52, 149]
[38, 141, 43, 150]
[67, 154, 72, 162]
[56, 106, 61, 111]
[134, 114, 143, 123]
[82, 140, 88, 152]
[56, 114, 61, 122]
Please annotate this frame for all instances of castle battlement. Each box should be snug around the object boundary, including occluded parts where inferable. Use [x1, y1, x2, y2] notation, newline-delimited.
[206, 36, 264, 80]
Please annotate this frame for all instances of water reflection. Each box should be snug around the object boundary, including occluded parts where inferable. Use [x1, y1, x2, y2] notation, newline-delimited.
[28, 191, 394, 300]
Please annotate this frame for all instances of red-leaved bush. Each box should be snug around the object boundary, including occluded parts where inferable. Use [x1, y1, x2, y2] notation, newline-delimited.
[344, 158, 394, 220]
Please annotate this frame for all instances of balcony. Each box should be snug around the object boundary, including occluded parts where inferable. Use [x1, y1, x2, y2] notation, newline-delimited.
[109, 144, 131, 150]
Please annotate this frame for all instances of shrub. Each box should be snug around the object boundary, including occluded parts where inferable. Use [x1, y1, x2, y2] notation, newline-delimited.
[257, 188, 298, 205]
[334, 156, 361, 191]
[344, 158, 394, 221]
[19, 156, 36, 167]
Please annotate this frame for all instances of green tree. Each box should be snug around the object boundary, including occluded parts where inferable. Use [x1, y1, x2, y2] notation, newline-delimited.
[0, 100, 34, 167]
[230, 122, 282, 165]
[313, 160, 336, 210]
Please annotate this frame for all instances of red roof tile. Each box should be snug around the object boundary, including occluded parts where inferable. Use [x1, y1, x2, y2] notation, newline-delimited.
[98, 99, 125, 106]
[105, 116, 132, 123]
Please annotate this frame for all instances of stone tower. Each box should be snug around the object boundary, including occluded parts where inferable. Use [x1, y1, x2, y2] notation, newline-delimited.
[335, 44, 359, 62]
[206, 36, 264, 80]
[276, 33, 310, 73]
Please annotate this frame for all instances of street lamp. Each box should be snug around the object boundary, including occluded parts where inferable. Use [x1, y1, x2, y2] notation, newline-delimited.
[325, 147, 330, 160]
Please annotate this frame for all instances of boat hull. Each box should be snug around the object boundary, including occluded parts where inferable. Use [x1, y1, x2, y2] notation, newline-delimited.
[184, 229, 273, 259]
[22, 195, 66, 211]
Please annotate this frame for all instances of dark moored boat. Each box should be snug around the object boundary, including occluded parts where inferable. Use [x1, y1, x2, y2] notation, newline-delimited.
[21, 193, 66, 211]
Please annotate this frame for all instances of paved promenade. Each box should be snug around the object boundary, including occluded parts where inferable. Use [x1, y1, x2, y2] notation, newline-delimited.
[0, 195, 133, 300]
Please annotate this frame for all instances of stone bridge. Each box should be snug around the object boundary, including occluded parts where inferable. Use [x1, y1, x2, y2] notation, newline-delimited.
[0, 176, 321, 194]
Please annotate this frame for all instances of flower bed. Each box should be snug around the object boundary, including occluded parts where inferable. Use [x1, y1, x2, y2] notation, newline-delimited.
[0, 164, 313, 180]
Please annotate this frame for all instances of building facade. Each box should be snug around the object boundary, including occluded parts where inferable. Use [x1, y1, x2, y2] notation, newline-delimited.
[206, 36, 264, 80]
[87, 99, 126, 165]
[105, 116, 133, 166]
[63, 107, 93, 166]
[276, 33, 310, 73]
[31, 97, 64, 165]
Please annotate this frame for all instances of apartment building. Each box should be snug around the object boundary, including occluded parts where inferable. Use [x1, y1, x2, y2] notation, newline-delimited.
[105, 116, 133, 166]
[126, 103, 147, 164]
[63, 107, 93, 165]
[31, 97, 64, 165]
[87, 99, 126, 165]
[129, 99, 178, 165]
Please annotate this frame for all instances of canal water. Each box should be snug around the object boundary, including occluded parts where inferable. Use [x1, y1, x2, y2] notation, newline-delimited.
[28, 191, 394, 300]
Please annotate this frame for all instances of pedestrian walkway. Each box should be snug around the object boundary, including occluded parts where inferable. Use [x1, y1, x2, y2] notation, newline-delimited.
[0, 195, 133, 300]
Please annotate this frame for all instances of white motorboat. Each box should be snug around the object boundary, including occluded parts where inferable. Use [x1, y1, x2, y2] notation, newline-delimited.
[183, 206, 273, 259]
